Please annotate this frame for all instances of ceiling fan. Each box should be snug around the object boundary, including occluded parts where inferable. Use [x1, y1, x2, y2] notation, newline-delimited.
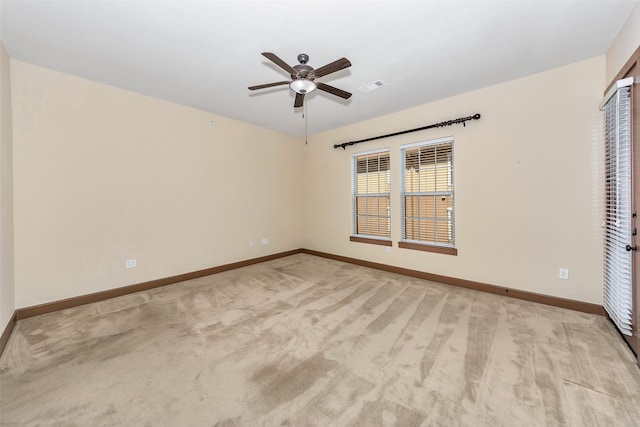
[248, 52, 352, 108]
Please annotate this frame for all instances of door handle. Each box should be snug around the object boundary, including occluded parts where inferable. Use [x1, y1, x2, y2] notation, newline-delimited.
[626, 244, 637, 252]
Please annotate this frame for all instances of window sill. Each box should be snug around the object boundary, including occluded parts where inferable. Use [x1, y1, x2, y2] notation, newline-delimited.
[350, 236, 392, 246]
[398, 241, 458, 255]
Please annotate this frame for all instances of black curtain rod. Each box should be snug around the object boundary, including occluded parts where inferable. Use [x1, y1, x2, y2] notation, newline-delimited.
[334, 113, 481, 150]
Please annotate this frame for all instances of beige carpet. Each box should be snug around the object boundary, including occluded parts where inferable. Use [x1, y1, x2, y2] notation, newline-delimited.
[1, 253, 639, 426]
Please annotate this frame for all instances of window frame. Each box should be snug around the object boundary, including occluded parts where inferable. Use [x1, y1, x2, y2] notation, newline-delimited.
[351, 147, 392, 245]
[399, 137, 457, 255]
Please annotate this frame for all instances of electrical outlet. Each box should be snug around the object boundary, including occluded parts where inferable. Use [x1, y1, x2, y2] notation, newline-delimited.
[126, 259, 137, 269]
[261, 238, 269, 245]
[559, 268, 569, 280]
[385, 247, 391, 253]
[249, 240, 254, 247]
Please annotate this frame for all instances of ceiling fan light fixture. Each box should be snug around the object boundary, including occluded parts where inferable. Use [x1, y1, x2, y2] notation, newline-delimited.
[290, 78, 317, 94]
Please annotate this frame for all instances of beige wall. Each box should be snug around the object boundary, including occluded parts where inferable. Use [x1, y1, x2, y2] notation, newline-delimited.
[0, 42, 15, 330]
[606, 2, 640, 84]
[7, 54, 611, 309]
[303, 56, 605, 305]
[11, 60, 304, 308]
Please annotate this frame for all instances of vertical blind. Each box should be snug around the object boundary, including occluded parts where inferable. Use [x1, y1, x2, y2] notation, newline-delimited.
[401, 138, 455, 246]
[353, 150, 391, 238]
[603, 84, 633, 336]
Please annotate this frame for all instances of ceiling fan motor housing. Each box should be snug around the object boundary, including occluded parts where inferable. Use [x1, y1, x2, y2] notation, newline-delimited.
[293, 64, 314, 80]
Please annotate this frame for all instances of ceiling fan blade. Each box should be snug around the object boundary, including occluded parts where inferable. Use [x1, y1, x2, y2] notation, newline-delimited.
[317, 82, 352, 99]
[313, 57, 351, 78]
[248, 81, 290, 90]
[262, 52, 299, 77]
[294, 93, 305, 108]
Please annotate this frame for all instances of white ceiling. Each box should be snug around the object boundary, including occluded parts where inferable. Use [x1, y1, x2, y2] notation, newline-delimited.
[1, 0, 637, 137]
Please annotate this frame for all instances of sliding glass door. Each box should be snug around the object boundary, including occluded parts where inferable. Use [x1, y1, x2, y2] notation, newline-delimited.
[603, 76, 638, 359]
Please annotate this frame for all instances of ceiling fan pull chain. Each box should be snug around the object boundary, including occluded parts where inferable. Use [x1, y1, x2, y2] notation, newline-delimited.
[304, 102, 308, 144]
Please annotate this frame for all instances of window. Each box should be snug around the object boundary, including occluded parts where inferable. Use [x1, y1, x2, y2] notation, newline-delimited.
[352, 149, 391, 244]
[400, 137, 456, 255]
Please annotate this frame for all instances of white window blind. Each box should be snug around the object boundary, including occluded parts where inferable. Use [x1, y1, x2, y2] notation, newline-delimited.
[603, 83, 633, 336]
[401, 137, 455, 247]
[352, 149, 391, 239]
